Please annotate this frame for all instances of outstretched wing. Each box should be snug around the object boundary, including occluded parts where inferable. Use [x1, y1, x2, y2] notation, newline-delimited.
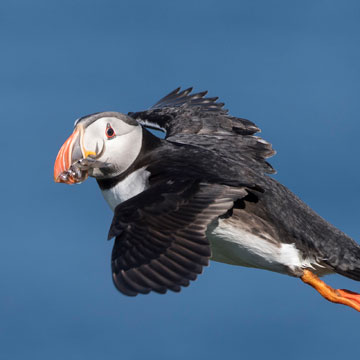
[108, 179, 248, 296]
[129, 87, 276, 175]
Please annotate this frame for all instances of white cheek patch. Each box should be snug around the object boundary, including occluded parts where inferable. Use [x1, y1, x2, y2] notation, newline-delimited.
[82, 121, 106, 152]
[82, 117, 136, 152]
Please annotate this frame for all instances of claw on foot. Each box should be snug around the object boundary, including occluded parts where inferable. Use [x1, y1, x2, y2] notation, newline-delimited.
[301, 270, 360, 312]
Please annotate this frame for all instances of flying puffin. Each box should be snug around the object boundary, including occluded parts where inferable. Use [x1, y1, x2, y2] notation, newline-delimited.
[54, 87, 360, 312]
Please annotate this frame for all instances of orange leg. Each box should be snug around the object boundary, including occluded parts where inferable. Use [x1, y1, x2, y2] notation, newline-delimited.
[301, 270, 360, 312]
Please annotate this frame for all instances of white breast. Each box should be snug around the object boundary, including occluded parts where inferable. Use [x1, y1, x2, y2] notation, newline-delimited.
[101, 167, 150, 211]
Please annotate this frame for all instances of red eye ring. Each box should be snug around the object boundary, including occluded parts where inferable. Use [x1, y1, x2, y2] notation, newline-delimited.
[106, 124, 116, 139]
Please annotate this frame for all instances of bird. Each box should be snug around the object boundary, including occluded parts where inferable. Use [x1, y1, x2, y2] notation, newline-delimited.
[54, 87, 360, 312]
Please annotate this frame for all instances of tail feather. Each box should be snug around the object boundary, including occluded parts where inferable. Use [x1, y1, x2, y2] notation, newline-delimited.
[334, 267, 360, 281]
[327, 242, 360, 281]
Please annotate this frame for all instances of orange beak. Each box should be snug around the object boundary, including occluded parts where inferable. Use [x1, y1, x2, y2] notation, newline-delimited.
[54, 127, 83, 184]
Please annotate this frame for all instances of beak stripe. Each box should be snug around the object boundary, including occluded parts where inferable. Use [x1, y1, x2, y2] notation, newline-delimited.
[54, 127, 80, 183]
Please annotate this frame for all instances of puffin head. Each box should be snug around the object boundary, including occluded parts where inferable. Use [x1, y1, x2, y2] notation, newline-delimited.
[54, 112, 143, 184]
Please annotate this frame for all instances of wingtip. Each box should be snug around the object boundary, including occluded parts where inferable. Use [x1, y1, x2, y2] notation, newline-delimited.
[179, 87, 193, 96]
[171, 86, 181, 94]
[112, 272, 139, 296]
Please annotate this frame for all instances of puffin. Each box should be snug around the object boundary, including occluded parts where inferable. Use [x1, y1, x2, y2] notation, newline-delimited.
[54, 87, 360, 312]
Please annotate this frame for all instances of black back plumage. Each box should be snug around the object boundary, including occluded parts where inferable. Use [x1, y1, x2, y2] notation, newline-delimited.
[129, 87, 276, 176]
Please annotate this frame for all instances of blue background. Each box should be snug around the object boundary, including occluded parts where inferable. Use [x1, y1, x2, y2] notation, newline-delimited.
[1, 1, 360, 359]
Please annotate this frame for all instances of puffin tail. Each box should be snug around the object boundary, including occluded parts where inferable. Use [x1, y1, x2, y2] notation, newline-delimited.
[334, 265, 360, 282]
[329, 242, 360, 281]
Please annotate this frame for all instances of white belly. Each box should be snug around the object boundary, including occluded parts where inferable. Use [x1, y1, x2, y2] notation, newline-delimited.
[207, 219, 323, 275]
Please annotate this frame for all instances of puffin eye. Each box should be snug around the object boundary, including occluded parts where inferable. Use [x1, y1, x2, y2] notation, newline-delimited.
[106, 124, 116, 139]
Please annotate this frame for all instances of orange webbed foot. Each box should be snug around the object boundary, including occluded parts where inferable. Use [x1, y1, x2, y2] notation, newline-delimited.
[301, 270, 360, 312]
[337, 289, 360, 310]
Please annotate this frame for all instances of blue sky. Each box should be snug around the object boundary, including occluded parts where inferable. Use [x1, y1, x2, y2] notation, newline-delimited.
[1, 0, 360, 359]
